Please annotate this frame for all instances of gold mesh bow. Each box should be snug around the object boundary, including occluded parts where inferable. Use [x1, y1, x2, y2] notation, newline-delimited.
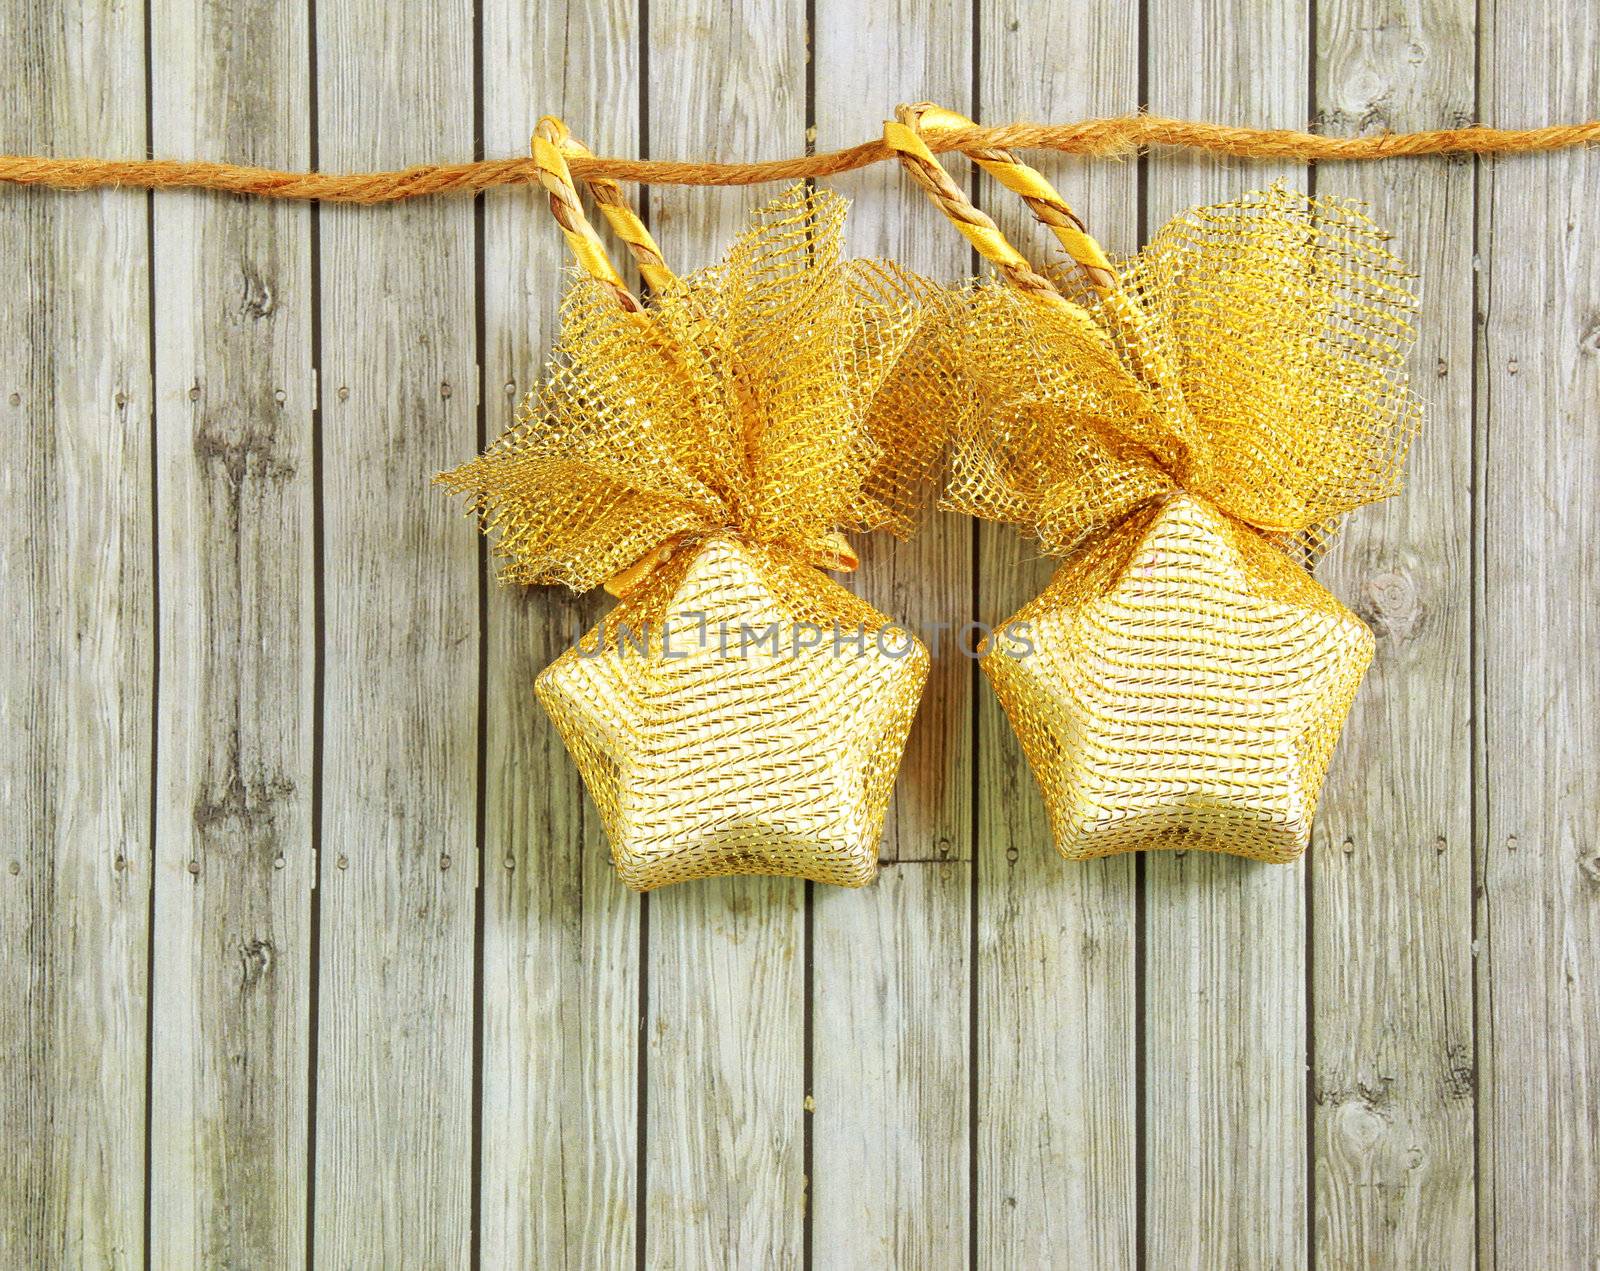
[889, 103, 1420, 862]
[441, 120, 962, 888]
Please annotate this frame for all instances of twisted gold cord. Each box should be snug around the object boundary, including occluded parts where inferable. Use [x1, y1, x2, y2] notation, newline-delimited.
[901, 102, 1118, 294]
[1, 115, 1595, 203]
[533, 117, 674, 297]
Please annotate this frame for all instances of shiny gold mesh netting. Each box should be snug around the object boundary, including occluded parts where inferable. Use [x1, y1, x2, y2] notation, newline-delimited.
[945, 184, 1420, 862]
[441, 185, 965, 888]
[540, 537, 928, 887]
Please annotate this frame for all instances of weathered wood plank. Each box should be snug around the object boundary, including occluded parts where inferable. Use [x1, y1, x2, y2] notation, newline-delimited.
[641, 3, 808, 1264]
[0, 5, 152, 1267]
[478, 1, 642, 1263]
[312, 1, 479, 1263]
[974, 4, 1141, 1265]
[1311, 0, 1477, 1263]
[1142, 0, 1311, 1265]
[147, 2, 315, 1264]
[1477, 0, 1600, 1263]
[812, 867, 969, 1266]
[645, 876, 804, 1268]
[815, 7, 973, 873]
[806, 9, 971, 1266]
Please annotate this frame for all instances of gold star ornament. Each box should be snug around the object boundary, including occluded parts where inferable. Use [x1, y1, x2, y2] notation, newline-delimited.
[984, 493, 1373, 861]
[944, 184, 1420, 863]
[538, 536, 927, 887]
[441, 184, 963, 888]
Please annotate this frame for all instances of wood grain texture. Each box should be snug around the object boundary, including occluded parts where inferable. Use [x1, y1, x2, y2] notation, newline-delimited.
[1311, 0, 1478, 1264]
[147, 1, 315, 1264]
[312, 1, 479, 1263]
[0, 5, 152, 1267]
[641, 4, 808, 1266]
[974, 4, 1140, 1265]
[478, 1, 642, 1263]
[1477, 0, 1600, 1264]
[806, 6, 971, 1265]
[815, 1, 973, 871]
[811, 867, 969, 1267]
[6, 3, 1600, 1264]
[645, 878, 804, 1267]
[1142, 0, 1311, 1266]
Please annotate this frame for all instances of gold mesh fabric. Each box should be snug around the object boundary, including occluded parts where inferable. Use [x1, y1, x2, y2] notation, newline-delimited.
[948, 185, 1420, 561]
[984, 494, 1372, 861]
[441, 184, 964, 592]
[539, 536, 929, 888]
[956, 186, 1419, 862]
[440, 186, 962, 887]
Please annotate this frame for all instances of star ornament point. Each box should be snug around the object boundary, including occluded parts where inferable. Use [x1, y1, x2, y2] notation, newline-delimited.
[537, 536, 929, 889]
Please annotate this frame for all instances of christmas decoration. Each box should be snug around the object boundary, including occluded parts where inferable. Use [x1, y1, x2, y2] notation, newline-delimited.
[889, 104, 1419, 862]
[442, 119, 962, 888]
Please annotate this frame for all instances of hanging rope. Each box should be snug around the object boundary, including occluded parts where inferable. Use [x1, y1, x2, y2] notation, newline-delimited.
[2, 115, 1596, 204]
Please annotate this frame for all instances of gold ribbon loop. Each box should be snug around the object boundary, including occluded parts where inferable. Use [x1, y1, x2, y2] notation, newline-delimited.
[602, 535, 687, 598]
[883, 111, 1089, 325]
[894, 101, 1178, 399]
[889, 100, 1199, 495]
[533, 115, 676, 312]
[604, 530, 860, 598]
[904, 102, 1118, 295]
[806, 530, 861, 575]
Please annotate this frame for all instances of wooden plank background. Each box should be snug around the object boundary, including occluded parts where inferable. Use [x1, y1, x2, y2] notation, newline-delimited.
[1, 0, 1596, 1267]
